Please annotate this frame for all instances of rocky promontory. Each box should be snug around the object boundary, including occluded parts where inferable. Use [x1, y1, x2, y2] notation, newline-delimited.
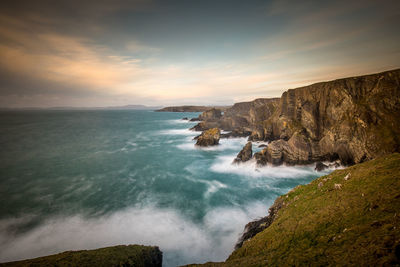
[1, 245, 162, 267]
[191, 69, 400, 166]
[191, 153, 400, 266]
[233, 142, 252, 163]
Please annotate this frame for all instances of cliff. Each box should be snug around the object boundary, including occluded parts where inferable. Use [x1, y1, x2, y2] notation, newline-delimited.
[258, 69, 400, 165]
[194, 69, 400, 165]
[0, 245, 162, 267]
[187, 153, 400, 266]
[191, 98, 280, 136]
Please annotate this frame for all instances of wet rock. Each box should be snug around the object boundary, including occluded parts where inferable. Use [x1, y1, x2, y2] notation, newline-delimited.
[233, 142, 253, 163]
[182, 117, 188, 120]
[195, 128, 220, 146]
[190, 121, 220, 131]
[315, 162, 329, 171]
[235, 196, 285, 249]
[257, 69, 400, 165]
[254, 148, 268, 166]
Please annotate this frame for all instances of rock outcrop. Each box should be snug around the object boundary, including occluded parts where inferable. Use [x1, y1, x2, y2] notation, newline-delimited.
[235, 195, 285, 249]
[315, 161, 328, 171]
[196, 153, 400, 266]
[193, 69, 400, 166]
[257, 69, 400, 165]
[199, 108, 222, 120]
[191, 98, 280, 135]
[1, 245, 163, 267]
[233, 142, 253, 163]
[195, 128, 220, 146]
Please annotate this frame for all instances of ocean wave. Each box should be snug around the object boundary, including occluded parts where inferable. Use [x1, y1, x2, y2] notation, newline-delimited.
[165, 119, 197, 125]
[158, 129, 198, 136]
[177, 137, 248, 151]
[182, 175, 228, 198]
[210, 154, 332, 178]
[0, 203, 268, 267]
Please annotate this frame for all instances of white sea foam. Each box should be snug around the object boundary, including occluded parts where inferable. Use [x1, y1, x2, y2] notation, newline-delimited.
[177, 137, 248, 151]
[182, 175, 228, 198]
[166, 119, 196, 124]
[210, 154, 325, 178]
[251, 141, 269, 152]
[158, 129, 198, 136]
[0, 203, 268, 267]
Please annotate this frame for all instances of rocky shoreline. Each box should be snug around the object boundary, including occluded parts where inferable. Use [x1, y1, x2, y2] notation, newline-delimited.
[182, 69, 400, 169]
[4, 69, 399, 266]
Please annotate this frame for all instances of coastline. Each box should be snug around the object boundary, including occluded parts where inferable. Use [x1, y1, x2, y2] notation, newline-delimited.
[1, 68, 399, 266]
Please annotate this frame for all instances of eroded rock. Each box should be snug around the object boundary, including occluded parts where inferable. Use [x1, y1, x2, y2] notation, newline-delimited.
[195, 128, 221, 146]
[233, 142, 253, 163]
[315, 162, 329, 171]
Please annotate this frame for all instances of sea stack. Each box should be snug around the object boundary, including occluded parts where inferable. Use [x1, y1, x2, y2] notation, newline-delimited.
[195, 128, 220, 146]
[233, 142, 253, 163]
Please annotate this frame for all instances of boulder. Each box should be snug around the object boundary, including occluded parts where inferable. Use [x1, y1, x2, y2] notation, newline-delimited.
[182, 117, 188, 120]
[254, 149, 268, 166]
[233, 142, 253, 163]
[195, 128, 221, 146]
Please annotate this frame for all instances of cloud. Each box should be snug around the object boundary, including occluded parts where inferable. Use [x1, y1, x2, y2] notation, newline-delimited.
[0, 0, 399, 107]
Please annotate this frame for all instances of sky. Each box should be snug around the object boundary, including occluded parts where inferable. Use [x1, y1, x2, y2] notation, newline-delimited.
[0, 0, 399, 108]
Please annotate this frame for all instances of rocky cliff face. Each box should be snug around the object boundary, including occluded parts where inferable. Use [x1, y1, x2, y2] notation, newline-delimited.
[191, 98, 280, 135]
[255, 69, 400, 165]
[194, 69, 400, 166]
[233, 142, 253, 163]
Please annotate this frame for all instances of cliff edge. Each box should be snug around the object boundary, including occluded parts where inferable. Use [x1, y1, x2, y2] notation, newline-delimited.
[187, 153, 400, 266]
[193, 69, 400, 166]
[0, 245, 162, 267]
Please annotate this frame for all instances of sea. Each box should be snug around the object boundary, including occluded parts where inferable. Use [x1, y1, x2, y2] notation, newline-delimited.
[0, 110, 331, 266]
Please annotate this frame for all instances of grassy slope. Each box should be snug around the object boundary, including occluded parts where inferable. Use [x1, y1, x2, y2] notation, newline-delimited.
[0, 245, 162, 267]
[189, 153, 400, 266]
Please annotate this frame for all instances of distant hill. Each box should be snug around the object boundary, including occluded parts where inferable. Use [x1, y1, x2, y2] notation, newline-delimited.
[0, 105, 162, 110]
[156, 105, 230, 112]
[103, 105, 162, 110]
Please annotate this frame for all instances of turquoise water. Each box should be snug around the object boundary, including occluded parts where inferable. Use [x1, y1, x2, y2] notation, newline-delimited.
[0, 110, 328, 266]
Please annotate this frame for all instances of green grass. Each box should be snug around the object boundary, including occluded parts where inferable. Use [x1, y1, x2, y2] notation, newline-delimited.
[187, 153, 400, 266]
[0, 245, 162, 267]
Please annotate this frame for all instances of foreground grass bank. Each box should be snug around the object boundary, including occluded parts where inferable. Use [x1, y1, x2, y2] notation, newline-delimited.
[189, 153, 400, 266]
[0, 245, 162, 267]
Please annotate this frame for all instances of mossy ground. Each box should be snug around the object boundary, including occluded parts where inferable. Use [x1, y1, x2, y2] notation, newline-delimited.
[0, 245, 162, 267]
[188, 153, 400, 266]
